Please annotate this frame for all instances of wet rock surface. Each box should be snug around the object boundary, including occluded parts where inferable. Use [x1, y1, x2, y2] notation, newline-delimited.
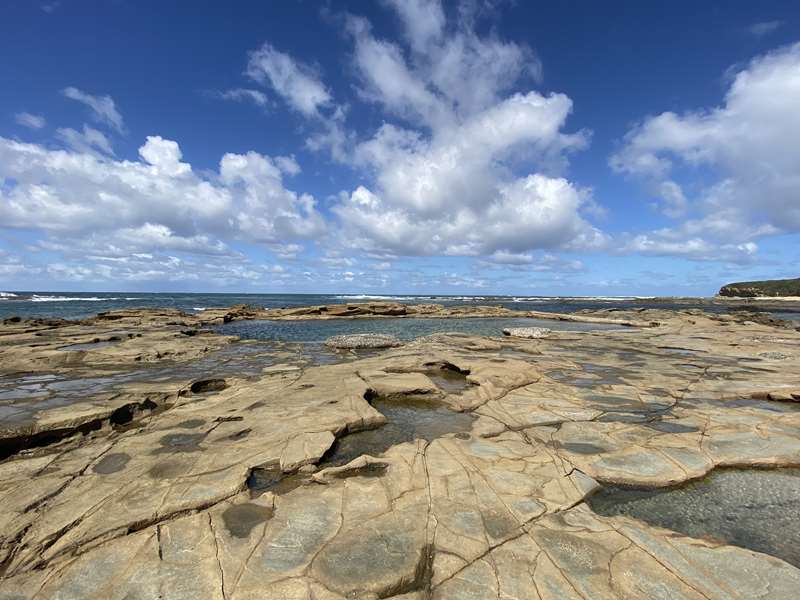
[1, 304, 800, 598]
[589, 467, 800, 568]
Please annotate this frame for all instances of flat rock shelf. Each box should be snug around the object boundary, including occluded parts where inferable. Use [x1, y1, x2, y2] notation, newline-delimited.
[1, 302, 800, 599]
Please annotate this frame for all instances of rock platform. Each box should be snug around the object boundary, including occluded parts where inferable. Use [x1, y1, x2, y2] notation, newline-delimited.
[0, 303, 799, 598]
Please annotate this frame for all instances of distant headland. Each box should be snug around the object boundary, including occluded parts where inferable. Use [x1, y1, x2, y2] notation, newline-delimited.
[719, 277, 800, 298]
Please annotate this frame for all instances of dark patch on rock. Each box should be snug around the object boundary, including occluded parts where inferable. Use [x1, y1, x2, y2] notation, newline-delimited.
[222, 502, 273, 538]
[92, 452, 131, 474]
[189, 379, 227, 394]
[646, 420, 700, 434]
[154, 432, 205, 453]
[556, 442, 608, 454]
[596, 414, 650, 423]
[175, 418, 206, 429]
[227, 428, 251, 441]
[148, 460, 189, 479]
[247, 465, 308, 496]
[483, 509, 519, 539]
[326, 462, 388, 480]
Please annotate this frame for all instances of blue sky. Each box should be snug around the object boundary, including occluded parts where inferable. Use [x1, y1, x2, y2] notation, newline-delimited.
[1, 0, 799, 296]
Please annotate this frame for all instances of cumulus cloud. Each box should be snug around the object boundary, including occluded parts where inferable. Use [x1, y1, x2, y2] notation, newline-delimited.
[62, 87, 125, 133]
[307, 1, 599, 258]
[612, 42, 800, 259]
[235, 2, 598, 263]
[0, 135, 325, 267]
[15, 112, 46, 129]
[234, 2, 597, 268]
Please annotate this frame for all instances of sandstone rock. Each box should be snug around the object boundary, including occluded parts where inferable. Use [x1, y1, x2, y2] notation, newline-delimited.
[759, 351, 791, 360]
[280, 431, 337, 472]
[324, 334, 403, 349]
[502, 326, 551, 339]
[2, 302, 800, 597]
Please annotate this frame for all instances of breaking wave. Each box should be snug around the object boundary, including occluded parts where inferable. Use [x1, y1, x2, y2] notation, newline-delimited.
[29, 295, 142, 303]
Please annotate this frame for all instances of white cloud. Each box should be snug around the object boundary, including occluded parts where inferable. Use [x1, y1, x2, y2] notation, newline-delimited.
[246, 43, 332, 118]
[268, 243, 303, 259]
[215, 88, 269, 108]
[219, 150, 325, 242]
[15, 112, 46, 129]
[347, 3, 540, 128]
[0, 250, 41, 278]
[114, 223, 230, 255]
[321, 256, 357, 268]
[244, 44, 350, 161]
[0, 135, 325, 259]
[612, 42, 800, 257]
[748, 20, 783, 37]
[62, 87, 125, 133]
[274, 155, 301, 176]
[138, 135, 190, 177]
[486, 250, 584, 272]
[37, 250, 292, 286]
[623, 233, 759, 264]
[656, 181, 688, 218]
[56, 125, 114, 156]
[300, 1, 600, 260]
[369, 261, 392, 270]
[384, 0, 445, 53]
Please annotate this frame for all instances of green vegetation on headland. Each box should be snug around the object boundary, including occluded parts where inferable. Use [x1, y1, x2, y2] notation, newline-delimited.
[719, 277, 800, 297]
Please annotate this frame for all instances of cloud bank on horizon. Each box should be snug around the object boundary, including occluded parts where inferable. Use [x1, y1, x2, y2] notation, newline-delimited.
[1, 1, 799, 294]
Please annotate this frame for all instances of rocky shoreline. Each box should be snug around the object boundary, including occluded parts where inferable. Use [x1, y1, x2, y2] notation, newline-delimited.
[1, 302, 799, 598]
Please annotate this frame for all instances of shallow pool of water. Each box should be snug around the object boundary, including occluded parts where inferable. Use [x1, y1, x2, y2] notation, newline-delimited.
[218, 317, 625, 343]
[323, 396, 475, 468]
[588, 467, 800, 567]
[0, 342, 283, 426]
[247, 394, 475, 495]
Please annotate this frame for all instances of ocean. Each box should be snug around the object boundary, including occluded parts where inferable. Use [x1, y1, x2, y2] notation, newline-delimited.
[1, 291, 797, 329]
[0, 290, 717, 321]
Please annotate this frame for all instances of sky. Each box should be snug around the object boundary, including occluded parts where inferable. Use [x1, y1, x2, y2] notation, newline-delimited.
[1, 0, 799, 296]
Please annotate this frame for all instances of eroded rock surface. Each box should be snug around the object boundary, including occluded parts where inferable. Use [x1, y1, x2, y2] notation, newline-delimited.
[1, 305, 800, 598]
[325, 333, 403, 349]
[503, 326, 551, 339]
